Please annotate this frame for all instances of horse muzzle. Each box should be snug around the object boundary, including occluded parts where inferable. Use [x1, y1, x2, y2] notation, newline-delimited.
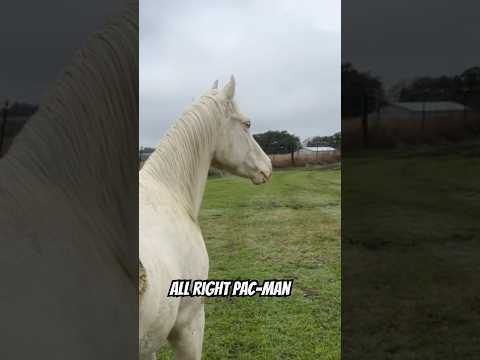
[251, 168, 272, 185]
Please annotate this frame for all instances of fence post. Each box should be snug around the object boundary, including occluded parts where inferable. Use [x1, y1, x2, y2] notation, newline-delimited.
[0, 100, 8, 158]
[361, 93, 369, 148]
[421, 98, 426, 138]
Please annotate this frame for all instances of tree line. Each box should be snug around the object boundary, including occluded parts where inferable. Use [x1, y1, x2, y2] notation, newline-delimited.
[391, 66, 480, 110]
[305, 133, 341, 149]
[342, 62, 480, 118]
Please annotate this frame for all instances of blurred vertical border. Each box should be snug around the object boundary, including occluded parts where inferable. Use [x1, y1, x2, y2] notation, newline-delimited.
[0, 1, 138, 358]
[342, 1, 480, 358]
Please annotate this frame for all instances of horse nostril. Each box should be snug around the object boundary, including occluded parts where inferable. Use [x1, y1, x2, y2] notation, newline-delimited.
[260, 169, 271, 181]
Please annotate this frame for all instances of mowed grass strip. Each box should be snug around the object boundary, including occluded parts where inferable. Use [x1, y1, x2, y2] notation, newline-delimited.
[158, 169, 340, 359]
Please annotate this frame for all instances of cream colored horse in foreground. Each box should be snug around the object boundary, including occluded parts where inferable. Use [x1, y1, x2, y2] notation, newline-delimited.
[139, 76, 272, 359]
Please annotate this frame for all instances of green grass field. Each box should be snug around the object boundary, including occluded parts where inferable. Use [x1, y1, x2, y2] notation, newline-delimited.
[343, 141, 480, 358]
[158, 168, 341, 359]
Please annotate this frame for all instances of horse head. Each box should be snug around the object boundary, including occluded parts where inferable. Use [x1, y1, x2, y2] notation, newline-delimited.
[211, 76, 272, 184]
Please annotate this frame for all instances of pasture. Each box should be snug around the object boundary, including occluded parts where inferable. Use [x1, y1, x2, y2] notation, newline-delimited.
[343, 140, 480, 358]
[158, 168, 341, 359]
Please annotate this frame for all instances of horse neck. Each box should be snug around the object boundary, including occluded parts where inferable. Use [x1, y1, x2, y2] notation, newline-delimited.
[142, 98, 221, 221]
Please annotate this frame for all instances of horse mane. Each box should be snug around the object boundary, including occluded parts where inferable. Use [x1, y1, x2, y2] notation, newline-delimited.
[141, 92, 225, 218]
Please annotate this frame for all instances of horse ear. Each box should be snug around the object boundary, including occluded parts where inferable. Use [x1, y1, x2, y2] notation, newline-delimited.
[222, 75, 236, 100]
[212, 80, 218, 89]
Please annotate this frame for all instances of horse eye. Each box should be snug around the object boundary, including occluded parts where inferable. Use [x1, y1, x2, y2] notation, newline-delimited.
[244, 121, 251, 129]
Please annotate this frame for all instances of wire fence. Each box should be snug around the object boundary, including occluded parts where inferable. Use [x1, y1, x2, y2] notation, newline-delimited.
[268, 150, 341, 168]
[342, 96, 480, 150]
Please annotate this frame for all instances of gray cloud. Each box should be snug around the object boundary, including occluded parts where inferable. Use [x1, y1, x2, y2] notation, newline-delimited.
[342, 0, 480, 88]
[140, 0, 340, 147]
[0, 0, 126, 104]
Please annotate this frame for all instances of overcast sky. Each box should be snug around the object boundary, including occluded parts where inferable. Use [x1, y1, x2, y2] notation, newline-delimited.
[0, 0, 126, 104]
[140, 0, 340, 147]
[343, 0, 480, 88]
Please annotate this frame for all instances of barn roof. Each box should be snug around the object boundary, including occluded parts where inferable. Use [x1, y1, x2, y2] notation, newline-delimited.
[302, 146, 337, 152]
[392, 101, 469, 112]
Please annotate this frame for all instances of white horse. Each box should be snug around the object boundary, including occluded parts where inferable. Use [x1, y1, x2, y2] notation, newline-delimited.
[139, 76, 272, 359]
[0, 2, 138, 359]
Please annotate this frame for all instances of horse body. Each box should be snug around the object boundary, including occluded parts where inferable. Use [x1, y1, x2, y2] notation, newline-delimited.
[139, 77, 272, 359]
[139, 183, 208, 358]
